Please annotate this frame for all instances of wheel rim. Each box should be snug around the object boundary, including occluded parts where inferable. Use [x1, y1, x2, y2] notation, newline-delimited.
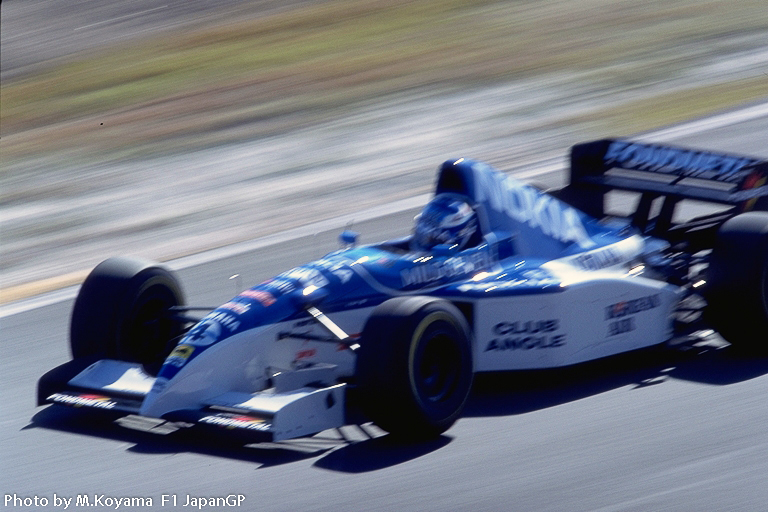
[414, 328, 462, 404]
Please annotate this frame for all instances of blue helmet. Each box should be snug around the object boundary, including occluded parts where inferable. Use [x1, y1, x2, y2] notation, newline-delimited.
[413, 194, 478, 251]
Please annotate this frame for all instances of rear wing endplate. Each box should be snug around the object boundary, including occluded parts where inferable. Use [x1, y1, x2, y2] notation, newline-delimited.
[564, 139, 768, 219]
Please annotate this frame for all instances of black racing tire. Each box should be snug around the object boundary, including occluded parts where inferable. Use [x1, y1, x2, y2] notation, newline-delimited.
[356, 297, 473, 439]
[70, 257, 185, 374]
[705, 212, 768, 350]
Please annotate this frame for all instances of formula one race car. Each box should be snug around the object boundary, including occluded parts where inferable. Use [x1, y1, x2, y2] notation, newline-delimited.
[38, 139, 768, 441]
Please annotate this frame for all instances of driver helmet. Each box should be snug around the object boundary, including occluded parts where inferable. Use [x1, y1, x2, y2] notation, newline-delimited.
[412, 194, 478, 251]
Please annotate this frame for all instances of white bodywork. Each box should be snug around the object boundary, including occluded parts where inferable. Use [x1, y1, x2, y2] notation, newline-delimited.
[474, 274, 680, 371]
[53, 234, 683, 440]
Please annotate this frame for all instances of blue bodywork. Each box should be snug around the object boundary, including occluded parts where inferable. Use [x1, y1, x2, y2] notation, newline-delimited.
[158, 158, 636, 381]
[40, 138, 768, 442]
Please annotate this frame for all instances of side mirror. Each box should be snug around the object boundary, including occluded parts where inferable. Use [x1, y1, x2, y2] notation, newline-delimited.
[339, 230, 359, 248]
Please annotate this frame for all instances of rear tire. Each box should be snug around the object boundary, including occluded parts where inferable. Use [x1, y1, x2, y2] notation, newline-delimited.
[356, 297, 473, 439]
[70, 257, 186, 374]
[705, 212, 768, 350]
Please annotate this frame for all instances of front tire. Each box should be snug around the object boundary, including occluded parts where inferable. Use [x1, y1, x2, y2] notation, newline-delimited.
[356, 297, 473, 439]
[705, 212, 768, 350]
[70, 257, 186, 374]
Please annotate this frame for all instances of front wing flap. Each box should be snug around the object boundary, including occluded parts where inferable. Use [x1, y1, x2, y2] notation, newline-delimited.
[38, 359, 347, 442]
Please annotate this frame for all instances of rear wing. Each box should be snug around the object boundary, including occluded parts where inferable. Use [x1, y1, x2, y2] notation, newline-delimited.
[561, 139, 768, 225]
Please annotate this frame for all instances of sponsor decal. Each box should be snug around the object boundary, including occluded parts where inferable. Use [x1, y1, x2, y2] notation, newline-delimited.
[281, 267, 330, 288]
[261, 266, 331, 296]
[605, 294, 660, 337]
[220, 301, 251, 315]
[261, 278, 296, 295]
[295, 348, 317, 360]
[200, 414, 271, 432]
[605, 294, 661, 319]
[315, 258, 355, 283]
[375, 256, 395, 268]
[474, 163, 594, 248]
[559, 236, 643, 271]
[166, 344, 195, 367]
[184, 320, 223, 346]
[239, 289, 276, 306]
[605, 140, 760, 183]
[493, 320, 560, 335]
[457, 268, 559, 292]
[401, 251, 491, 287]
[608, 317, 635, 336]
[48, 393, 116, 409]
[332, 267, 354, 283]
[203, 311, 240, 332]
[738, 171, 768, 209]
[572, 246, 624, 270]
[731, 185, 768, 201]
[485, 319, 566, 351]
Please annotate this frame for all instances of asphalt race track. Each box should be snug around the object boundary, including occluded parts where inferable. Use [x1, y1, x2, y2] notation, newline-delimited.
[2, 111, 768, 511]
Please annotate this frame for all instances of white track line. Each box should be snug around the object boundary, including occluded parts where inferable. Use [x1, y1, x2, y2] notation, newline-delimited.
[2, 101, 767, 318]
[642, 101, 768, 142]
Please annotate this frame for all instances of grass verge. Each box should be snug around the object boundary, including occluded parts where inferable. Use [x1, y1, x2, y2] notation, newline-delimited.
[3, 0, 768, 163]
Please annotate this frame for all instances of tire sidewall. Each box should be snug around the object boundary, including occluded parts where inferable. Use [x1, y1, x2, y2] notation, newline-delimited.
[70, 258, 184, 371]
[406, 309, 472, 427]
[357, 297, 473, 438]
[116, 269, 184, 367]
[705, 212, 768, 347]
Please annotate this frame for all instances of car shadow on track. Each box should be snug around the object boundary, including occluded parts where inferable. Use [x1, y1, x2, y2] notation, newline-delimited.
[26, 404, 449, 472]
[26, 405, 337, 468]
[26, 342, 768, 473]
[313, 433, 452, 473]
[464, 342, 768, 418]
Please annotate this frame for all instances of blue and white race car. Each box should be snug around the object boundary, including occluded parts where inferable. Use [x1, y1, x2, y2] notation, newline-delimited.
[38, 139, 768, 440]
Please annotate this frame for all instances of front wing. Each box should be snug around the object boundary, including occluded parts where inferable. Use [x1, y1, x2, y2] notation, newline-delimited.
[38, 358, 347, 442]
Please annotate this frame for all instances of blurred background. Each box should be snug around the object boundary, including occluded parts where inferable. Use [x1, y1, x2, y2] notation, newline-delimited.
[2, 0, 767, 301]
